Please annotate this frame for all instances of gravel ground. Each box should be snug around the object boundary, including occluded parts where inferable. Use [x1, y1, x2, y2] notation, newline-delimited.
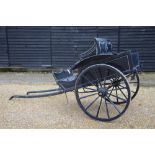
[0, 72, 155, 129]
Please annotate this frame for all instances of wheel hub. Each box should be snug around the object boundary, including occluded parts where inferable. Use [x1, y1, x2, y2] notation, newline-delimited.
[112, 80, 120, 87]
[98, 88, 108, 97]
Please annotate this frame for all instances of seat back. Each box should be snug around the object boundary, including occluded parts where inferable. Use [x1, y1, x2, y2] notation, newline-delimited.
[95, 38, 113, 55]
[79, 42, 96, 59]
[79, 38, 113, 60]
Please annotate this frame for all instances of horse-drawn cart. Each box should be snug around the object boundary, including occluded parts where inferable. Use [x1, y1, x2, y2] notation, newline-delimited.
[10, 38, 141, 122]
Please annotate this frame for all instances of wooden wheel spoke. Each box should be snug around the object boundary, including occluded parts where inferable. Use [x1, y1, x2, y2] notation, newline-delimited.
[118, 86, 128, 100]
[106, 84, 113, 90]
[117, 78, 125, 83]
[108, 93, 126, 102]
[84, 87, 97, 91]
[85, 96, 100, 111]
[96, 98, 102, 118]
[88, 70, 101, 87]
[105, 98, 110, 119]
[107, 69, 110, 76]
[91, 68, 102, 88]
[107, 86, 114, 98]
[81, 75, 98, 88]
[116, 87, 118, 103]
[103, 78, 106, 86]
[126, 73, 132, 78]
[88, 70, 96, 81]
[78, 90, 97, 93]
[119, 84, 127, 89]
[108, 87, 126, 91]
[79, 92, 98, 99]
[106, 97, 121, 114]
[96, 67, 103, 87]
[110, 79, 113, 83]
[98, 67, 103, 80]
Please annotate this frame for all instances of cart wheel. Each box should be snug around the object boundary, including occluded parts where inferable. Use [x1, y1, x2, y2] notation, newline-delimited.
[75, 64, 131, 122]
[126, 72, 140, 100]
[113, 72, 140, 104]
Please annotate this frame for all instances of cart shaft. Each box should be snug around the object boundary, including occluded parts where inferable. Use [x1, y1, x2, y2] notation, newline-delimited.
[9, 88, 64, 100]
[26, 88, 62, 95]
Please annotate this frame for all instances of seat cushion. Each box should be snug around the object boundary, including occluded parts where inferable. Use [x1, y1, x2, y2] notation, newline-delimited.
[53, 70, 77, 89]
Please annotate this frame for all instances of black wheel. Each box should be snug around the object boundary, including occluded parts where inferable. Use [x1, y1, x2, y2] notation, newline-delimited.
[75, 64, 131, 122]
[113, 72, 140, 104]
[126, 72, 140, 100]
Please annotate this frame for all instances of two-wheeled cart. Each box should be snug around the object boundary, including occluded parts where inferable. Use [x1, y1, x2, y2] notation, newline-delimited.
[10, 38, 141, 122]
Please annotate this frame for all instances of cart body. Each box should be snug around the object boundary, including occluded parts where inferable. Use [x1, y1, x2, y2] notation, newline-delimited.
[53, 38, 141, 91]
